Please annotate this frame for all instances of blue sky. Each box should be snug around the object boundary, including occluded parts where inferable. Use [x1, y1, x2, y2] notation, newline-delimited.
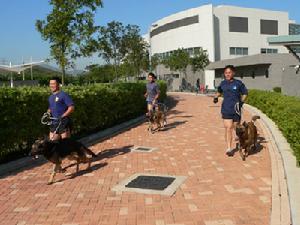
[0, 0, 299, 70]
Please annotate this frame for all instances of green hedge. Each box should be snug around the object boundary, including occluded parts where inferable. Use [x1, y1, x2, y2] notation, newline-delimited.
[247, 90, 300, 163]
[0, 81, 167, 163]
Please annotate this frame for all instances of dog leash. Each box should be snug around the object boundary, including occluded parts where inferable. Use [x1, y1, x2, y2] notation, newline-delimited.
[234, 102, 242, 117]
[41, 112, 62, 141]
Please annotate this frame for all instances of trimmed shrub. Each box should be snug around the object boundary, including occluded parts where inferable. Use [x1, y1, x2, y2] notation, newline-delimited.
[247, 90, 300, 164]
[0, 81, 167, 163]
[273, 87, 282, 93]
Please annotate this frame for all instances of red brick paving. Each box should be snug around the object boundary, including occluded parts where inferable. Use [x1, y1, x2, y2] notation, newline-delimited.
[0, 94, 271, 225]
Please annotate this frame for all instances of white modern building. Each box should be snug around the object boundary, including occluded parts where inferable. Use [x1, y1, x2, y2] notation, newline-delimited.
[146, 4, 300, 90]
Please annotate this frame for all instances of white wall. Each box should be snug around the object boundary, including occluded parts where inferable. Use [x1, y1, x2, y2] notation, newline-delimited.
[148, 4, 293, 89]
[150, 4, 215, 62]
[213, 5, 289, 60]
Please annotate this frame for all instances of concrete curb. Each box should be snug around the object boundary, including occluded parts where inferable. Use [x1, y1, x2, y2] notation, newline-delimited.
[0, 116, 146, 177]
[245, 104, 299, 225]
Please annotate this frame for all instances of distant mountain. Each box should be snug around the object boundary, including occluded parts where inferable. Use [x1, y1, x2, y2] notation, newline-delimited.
[37, 64, 61, 72]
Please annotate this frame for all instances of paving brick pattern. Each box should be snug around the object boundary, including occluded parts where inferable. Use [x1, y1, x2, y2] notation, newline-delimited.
[0, 94, 271, 225]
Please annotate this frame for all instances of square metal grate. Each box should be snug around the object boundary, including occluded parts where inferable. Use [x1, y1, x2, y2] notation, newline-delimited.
[125, 175, 175, 190]
[112, 173, 187, 196]
[131, 146, 158, 153]
[135, 147, 152, 151]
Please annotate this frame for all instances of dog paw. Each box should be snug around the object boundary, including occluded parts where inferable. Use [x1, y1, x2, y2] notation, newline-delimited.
[47, 181, 54, 185]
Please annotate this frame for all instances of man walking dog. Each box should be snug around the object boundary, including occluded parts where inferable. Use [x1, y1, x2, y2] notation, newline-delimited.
[48, 77, 74, 140]
[213, 65, 248, 156]
[145, 72, 160, 116]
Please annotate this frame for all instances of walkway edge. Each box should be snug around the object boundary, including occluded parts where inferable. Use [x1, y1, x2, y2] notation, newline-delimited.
[0, 116, 145, 177]
[245, 104, 299, 225]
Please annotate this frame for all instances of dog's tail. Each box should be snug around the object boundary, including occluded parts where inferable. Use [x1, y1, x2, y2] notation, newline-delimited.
[252, 115, 260, 122]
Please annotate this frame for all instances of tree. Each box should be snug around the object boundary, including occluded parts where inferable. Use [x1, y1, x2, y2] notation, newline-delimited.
[84, 64, 115, 83]
[95, 21, 127, 81]
[150, 54, 160, 73]
[36, 0, 102, 85]
[93, 22, 149, 80]
[123, 24, 149, 78]
[163, 48, 190, 78]
[190, 48, 210, 73]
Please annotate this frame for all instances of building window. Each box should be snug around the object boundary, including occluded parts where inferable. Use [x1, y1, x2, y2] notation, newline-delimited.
[230, 47, 248, 55]
[265, 70, 269, 78]
[261, 48, 278, 54]
[289, 23, 300, 35]
[252, 71, 255, 79]
[261, 19, 278, 35]
[150, 15, 199, 37]
[229, 17, 248, 33]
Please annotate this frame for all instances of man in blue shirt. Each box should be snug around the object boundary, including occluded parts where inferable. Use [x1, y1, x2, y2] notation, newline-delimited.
[48, 77, 74, 140]
[144, 73, 160, 116]
[213, 65, 248, 156]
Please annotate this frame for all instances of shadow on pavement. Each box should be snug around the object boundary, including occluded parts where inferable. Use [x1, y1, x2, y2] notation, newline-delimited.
[159, 121, 188, 132]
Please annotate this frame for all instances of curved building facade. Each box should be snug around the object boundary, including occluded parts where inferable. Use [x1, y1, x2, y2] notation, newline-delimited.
[147, 4, 295, 90]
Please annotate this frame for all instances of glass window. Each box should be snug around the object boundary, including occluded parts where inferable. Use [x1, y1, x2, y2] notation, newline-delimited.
[230, 47, 236, 55]
[261, 20, 278, 35]
[236, 48, 243, 55]
[229, 17, 248, 33]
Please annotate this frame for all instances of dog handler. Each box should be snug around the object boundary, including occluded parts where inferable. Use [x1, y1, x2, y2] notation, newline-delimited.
[48, 77, 74, 141]
[213, 65, 248, 156]
[144, 72, 160, 116]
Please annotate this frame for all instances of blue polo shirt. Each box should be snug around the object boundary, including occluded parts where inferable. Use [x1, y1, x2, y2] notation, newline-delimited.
[146, 82, 160, 102]
[218, 79, 248, 115]
[48, 91, 74, 120]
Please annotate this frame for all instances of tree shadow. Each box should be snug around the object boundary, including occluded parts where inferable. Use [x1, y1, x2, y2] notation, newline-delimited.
[97, 145, 133, 160]
[165, 95, 181, 110]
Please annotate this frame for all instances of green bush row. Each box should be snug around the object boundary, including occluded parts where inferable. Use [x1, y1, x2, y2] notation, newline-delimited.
[247, 90, 300, 163]
[0, 81, 167, 163]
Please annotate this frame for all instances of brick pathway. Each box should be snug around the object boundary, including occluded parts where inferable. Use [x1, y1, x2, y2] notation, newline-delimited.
[0, 94, 271, 225]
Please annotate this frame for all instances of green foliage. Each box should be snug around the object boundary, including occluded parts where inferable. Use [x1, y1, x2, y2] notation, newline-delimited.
[161, 48, 209, 76]
[190, 48, 210, 73]
[36, 0, 102, 85]
[273, 87, 282, 93]
[0, 81, 167, 163]
[162, 48, 190, 76]
[84, 64, 115, 83]
[247, 90, 300, 163]
[93, 21, 149, 80]
[150, 54, 160, 72]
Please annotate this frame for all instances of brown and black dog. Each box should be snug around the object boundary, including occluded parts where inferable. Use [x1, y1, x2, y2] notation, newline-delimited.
[148, 104, 167, 133]
[31, 138, 97, 184]
[236, 116, 260, 161]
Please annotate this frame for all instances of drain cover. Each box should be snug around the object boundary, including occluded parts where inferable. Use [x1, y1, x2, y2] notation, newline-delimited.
[112, 173, 187, 196]
[131, 146, 158, 153]
[135, 147, 152, 151]
[125, 176, 175, 190]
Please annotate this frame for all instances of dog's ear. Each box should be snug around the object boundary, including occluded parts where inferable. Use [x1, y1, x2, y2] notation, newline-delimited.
[243, 121, 248, 128]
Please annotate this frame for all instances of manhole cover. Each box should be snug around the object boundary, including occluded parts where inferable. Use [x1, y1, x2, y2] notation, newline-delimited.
[131, 146, 158, 153]
[135, 147, 152, 151]
[112, 173, 187, 196]
[125, 175, 176, 190]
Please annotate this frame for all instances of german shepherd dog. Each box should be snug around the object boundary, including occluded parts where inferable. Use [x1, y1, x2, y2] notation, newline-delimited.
[148, 103, 167, 133]
[236, 116, 260, 161]
[31, 138, 97, 184]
